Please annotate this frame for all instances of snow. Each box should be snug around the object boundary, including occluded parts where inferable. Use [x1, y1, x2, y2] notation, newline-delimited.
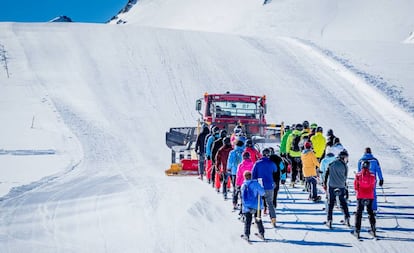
[1, 0, 414, 252]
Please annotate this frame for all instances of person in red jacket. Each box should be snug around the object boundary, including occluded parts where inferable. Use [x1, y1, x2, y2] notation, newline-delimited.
[353, 161, 377, 238]
[216, 137, 234, 199]
[244, 139, 262, 163]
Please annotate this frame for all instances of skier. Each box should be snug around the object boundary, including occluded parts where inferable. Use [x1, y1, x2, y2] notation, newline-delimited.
[353, 161, 377, 239]
[216, 137, 233, 199]
[319, 150, 336, 188]
[325, 129, 336, 148]
[252, 148, 278, 227]
[301, 142, 321, 202]
[310, 126, 327, 161]
[279, 125, 292, 157]
[269, 147, 286, 208]
[235, 151, 254, 214]
[230, 125, 243, 147]
[357, 147, 384, 213]
[286, 124, 304, 187]
[324, 150, 351, 228]
[205, 126, 219, 184]
[244, 139, 262, 163]
[327, 137, 346, 157]
[228, 140, 245, 207]
[240, 171, 265, 242]
[195, 124, 209, 180]
[212, 129, 228, 191]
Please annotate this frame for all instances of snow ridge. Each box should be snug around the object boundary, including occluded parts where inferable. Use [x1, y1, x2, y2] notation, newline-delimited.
[299, 39, 414, 116]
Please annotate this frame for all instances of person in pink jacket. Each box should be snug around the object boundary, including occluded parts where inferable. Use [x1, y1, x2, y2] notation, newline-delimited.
[234, 152, 254, 211]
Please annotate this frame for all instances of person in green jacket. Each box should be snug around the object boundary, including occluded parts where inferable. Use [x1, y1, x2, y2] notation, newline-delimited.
[286, 124, 304, 187]
[279, 125, 292, 157]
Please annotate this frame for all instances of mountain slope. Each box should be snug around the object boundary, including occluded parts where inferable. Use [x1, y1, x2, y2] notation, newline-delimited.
[1, 21, 414, 252]
[111, 0, 414, 41]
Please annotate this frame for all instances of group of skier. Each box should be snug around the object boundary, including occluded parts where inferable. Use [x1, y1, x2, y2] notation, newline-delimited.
[195, 121, 385, 241]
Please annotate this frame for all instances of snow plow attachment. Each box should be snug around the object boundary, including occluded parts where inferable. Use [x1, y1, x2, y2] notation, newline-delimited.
[165, 160, 199, 176]
[165, 127, 199, 176]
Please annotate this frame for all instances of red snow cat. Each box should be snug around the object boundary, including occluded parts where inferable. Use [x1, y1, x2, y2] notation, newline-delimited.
[165, 92, 284, 176]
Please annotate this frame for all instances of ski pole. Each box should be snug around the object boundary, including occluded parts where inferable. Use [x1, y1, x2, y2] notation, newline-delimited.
[381, 186, 388, 203]
[284, 184, 290, 199]
[283, 184, 295, 203]
[257, 192, 261, 221]
[257, 178, 263, 221]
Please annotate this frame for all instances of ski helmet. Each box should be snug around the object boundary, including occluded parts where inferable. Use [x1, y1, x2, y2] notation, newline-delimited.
[316, 126, 323, 133]
[246, 139, 253, 147]
[362, 160, 370, 169]
[212, 126, 220, 134]
[310, 123, 318, 129]
[338, 149, 349, 159]
[220, 129, 227, 138]
[295, 124, 304, 131]
[223, 137, 231, 145]
[242, 151, 251, 159]
[304, 142, 312, 149]
[303, 120, 310, 129]
[327, 129, 334, 136]
[262, 148, 271, 157]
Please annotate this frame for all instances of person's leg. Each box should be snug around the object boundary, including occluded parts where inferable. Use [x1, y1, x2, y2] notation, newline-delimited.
[198, 155, 205, 180]
[244, 212, 253, 237]
[327, 187, 335, 222]
[264, 190, 276, 219]
[355, 199, 364, 232]
[338, 188, 350, 219]
[222, 172, 228, 198]
[367, 199, 376, 234]
[273, 181, 280, 208]
[310, 177, 317, 199]
[206, 159, 212, 182]
[254, 211, 265, 235]
[291, 158, 298, 184]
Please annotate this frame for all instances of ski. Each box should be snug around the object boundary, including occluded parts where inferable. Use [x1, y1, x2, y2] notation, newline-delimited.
[240, 234, 252, 244]
[323, 220, 333, 229]
[350, 231, 363, 241]
[254, 232, 267, 242]
[368, 230, 379, 240]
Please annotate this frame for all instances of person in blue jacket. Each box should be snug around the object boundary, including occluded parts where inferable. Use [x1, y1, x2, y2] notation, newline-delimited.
[358, 147, 384, 212]
[241, 171, 265, 241]
[252, 148, 278, 227]
[227, 140, 245, 208]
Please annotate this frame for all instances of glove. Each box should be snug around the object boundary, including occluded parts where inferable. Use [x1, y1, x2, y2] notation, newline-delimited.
[379, 179, 384, 186]
[281, 179, 286, 185]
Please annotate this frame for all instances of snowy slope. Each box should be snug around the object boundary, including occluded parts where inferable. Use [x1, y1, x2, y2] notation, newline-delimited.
[112, 0, 414, 41]
[1, 0, 414, 252]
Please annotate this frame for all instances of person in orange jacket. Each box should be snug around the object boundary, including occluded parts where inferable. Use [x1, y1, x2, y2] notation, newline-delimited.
[301, 142, 321, 202]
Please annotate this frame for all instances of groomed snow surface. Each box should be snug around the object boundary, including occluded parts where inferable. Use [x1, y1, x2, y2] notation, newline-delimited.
[1, 0, 414, 252]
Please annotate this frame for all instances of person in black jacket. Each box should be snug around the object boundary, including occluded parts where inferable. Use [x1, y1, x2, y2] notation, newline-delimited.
[195, 124, 210, 180]
[269, 147, 287, 208]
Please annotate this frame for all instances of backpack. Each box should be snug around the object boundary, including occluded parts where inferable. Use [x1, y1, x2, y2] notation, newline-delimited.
[242, 181, 254, 200]
[291, 135, 301, 152]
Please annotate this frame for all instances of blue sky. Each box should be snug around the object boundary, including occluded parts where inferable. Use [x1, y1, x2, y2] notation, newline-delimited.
[0, 0, 129, 23]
